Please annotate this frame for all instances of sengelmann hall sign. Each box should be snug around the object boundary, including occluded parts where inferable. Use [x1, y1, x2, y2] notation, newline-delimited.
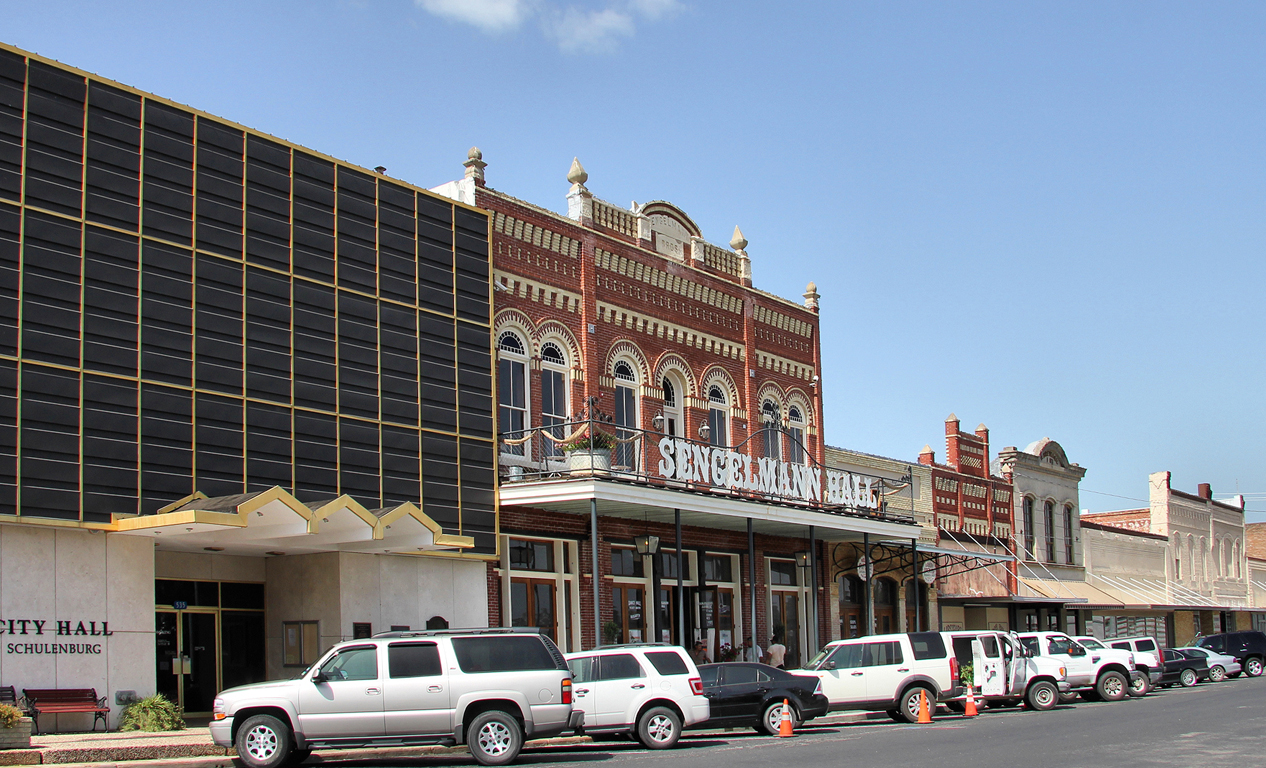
[1, 619, 114, 655]
[656, 438, 882, 509]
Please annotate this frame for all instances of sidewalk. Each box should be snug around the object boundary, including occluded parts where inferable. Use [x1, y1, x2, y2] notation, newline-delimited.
[14, 711, 892, 767]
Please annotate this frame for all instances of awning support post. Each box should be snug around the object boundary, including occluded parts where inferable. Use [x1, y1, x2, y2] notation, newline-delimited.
[591, 498, 600, 649]
[748, 518, 757, 656]
[864, 532, 873, 636]
[808, 525, 818, 655]
[912, 537, 920, 631]
[675, 509, 684, 645]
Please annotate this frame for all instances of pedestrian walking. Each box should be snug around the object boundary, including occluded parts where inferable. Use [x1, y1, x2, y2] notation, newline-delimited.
[767, 635, 787, 669]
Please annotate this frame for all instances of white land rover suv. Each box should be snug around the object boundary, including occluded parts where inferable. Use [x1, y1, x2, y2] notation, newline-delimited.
[564, 643, 709, 749]
[210, 629, 581, 768]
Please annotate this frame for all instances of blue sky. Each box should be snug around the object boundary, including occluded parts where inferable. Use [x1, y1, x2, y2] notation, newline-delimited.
[5, 1, 1265, 518]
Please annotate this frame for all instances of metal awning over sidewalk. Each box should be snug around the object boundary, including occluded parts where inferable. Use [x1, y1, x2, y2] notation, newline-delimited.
[498, 477, 921, 540]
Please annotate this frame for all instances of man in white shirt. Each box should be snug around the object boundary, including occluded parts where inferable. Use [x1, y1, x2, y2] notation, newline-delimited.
[766, 636, 787, 669]
[743, 636, 763, 663]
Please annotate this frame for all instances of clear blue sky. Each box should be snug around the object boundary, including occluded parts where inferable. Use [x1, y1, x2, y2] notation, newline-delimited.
[6, 1, 1265, 518]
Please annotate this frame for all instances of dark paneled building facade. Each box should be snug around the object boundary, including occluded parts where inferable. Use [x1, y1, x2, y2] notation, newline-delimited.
[0, 44, 496, 550]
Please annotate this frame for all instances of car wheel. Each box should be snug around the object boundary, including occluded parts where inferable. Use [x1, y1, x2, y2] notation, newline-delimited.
[1127, 672, 1149, 697]
[1079, 689, 1102, 702]
[1227, 671, 1242, 678]
[1245, 657, 1264, 677]
[637, 706, 682, 749]
[468, 710, 524, 766]
[885, 709, 904, 723]
[1208, 665, 1225, 682]
[1179, 668, 1198, 687]
[1096, 671, 1128, 702]
[1024, 681, 1058, 711]
[235, 714, 293, 768]
[897, 687, 934, 724]
[758, 701, 799, 735]
[287, 749, 312, 766]
[1058, 691, 1078, 705]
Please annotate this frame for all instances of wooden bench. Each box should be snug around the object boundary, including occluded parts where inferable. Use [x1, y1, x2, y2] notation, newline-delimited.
[0, 687, 17, 707]
[23, 689, 109, 733]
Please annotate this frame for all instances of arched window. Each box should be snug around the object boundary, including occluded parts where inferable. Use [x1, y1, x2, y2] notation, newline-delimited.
[497, 331, 529, 455]
[707, 385, 728, 447]
[660, 374, 681, 437]
[612, 361, 638, 469]
[1218, 539, 1227, 578]
[540, 342, 568, 458]
[1043, 500, 1055, 562]
[1063, 505, 1075, 564]
[1233, 540, 1242, 579]
[874, 577, 896, 605]
[761, 400, 781, 461]
[787, 405, 806, 464]
[1022, 497, 1035, 559]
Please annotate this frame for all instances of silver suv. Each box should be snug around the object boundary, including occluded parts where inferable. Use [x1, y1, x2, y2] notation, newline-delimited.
[210, 628, 582, 768]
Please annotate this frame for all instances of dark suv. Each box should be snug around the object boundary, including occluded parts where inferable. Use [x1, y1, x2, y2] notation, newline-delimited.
[1195, 631, 1266, 678]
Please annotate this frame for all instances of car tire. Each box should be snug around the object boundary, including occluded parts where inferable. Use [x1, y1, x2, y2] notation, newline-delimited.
[1245, 657, 1264, 677]
[758, 701, 799, 736]
[1227, 671, 1242, 679]
[468, 710, 524, 766]
[896, 687, 934, 724]
[1179, 668, 1198, 687]
[235, 714, 293, 768]
[1127, 672, 1149, 697]
[1024, 681, 1058, 711]
[1096, 671, 1128, 702]
[287, 749, 312, 766]
[1058, 692, 1079, 705]
[885, 709, 903, 723]
[637, 706, 682, 749]
[944, 701, 965, 713]
[1208, 665, 1225, 682]
[1079, 689, 1102, 702]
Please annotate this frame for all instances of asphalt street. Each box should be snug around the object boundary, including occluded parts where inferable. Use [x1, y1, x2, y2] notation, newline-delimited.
[315, 677, 1264, 768]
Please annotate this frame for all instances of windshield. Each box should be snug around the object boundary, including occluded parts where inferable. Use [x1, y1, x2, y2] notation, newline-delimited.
[806, 647, 833, 669]
[1078, 639, 1105, 650]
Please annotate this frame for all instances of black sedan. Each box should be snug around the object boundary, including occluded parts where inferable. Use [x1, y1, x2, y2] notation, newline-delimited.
[695, 662, 829, 735]
[1158, 648, 1210, 688]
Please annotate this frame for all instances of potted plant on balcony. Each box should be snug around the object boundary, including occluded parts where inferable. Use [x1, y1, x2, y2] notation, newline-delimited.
[0, 703, 31, 750]
[564, 430, 615, 473]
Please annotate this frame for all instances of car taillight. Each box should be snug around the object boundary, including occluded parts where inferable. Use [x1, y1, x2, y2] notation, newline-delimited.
[562, 678, 572, 705]
[689, 677, 703, 695]
[950, 655, 960, 684]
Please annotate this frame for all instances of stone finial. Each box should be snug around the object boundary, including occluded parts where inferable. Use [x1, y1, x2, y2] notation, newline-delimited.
[567, 157, 588, 186]
[730, 226, 748, 251]
[463, 146, 487, 184]
[946, 413, 958, 423]
[803, 281, 820, 311]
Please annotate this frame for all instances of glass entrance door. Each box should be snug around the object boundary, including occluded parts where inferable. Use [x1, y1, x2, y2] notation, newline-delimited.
[154, 610, 219, 714]
[771, 591, 801, 669]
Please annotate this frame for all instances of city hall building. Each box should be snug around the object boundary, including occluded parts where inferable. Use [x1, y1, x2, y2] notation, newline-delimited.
[0, 43, 497, 728]
[432, 152, 921, 669]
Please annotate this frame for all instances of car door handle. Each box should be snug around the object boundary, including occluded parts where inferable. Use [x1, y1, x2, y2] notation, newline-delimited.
[428, 685, 443, 693]
[631, 684, 645, 689]
[756, 687, 768, 694]
[366, 688, 381, 695]
[897, 668, 909, 672]
[850, 672, 864, 677]
[575, 689, 589, 697]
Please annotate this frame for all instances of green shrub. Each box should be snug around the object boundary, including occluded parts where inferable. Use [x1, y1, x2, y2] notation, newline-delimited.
[0, 703, 22, 729]
[119, 695, 186, 732]
[564, 432, 616, 452]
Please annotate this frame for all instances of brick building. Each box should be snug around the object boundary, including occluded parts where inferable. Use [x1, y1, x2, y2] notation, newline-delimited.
[433, 151, 920, 664]
[917, 415, 1017, 631]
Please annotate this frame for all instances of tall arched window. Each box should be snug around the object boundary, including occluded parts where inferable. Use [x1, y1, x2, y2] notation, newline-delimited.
[540, 342, 568, 458]
[1043, 501, 1055, 562]
[660, 374, 682, 437]
[1063, 505, 1075, 564]
[761, 400, 781, 461]
[1022, 497, 1035, 559]
[787, 405, 806, 464]
[612, 361, 638, 469]
[707, 385, 728, 448]
[498, 331, 529, 455]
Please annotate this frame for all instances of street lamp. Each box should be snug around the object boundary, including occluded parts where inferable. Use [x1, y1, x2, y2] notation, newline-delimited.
[794, 550, 810, 568]
[652, 412, 665, 432]
[698, 421, 711, 442]
[634, 534, 661, 556]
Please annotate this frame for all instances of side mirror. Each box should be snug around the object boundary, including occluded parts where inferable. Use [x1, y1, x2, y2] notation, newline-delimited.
[312, 671, 328, 684]
[1068, 646, 1086, 657]
[821, 661, 836, 671]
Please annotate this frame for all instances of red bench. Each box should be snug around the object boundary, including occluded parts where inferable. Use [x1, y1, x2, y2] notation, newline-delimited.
[22, 689, 109, 733]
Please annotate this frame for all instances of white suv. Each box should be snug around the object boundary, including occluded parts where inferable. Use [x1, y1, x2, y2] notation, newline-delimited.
[1101, 636, 1164, 693]
[1017, 632, 1134, 702]
[564, 644, 709, 749]
[793, 632, 960, 723]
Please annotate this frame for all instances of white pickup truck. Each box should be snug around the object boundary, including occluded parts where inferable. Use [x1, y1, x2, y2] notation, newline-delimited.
[1017, 632, 1135, 702]
[943, 631, 1070, 711]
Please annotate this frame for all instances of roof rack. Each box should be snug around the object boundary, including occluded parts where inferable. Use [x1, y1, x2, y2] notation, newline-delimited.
[594, 642, 678, 650]
[371, 627, 544, 639]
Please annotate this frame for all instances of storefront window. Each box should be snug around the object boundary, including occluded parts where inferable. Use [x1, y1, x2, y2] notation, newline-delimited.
[611, 586, 644, 643]
[510, 579, 556, 641]
[509, 538, 554, 571]
[839, 575, 863, 639]
[611, 547, 644, 577]
[284, 621, 320, 667]
[769, 560, 796, 586]
[657, 550, 691, 580]
[703, 554, 732, 583]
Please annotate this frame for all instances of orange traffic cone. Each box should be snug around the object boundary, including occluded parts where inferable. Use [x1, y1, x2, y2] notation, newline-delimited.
[964, 687, 978, 717]
[778, 699, 795, 737]
[917, 689, 932, 724]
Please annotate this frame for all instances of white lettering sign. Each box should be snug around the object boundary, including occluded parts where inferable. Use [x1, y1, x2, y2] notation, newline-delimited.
[655, 439, 880, 509]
